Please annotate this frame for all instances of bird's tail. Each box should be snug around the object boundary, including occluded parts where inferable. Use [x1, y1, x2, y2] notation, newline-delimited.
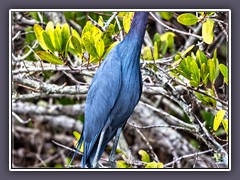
[68, 132, 84, 168]
[81, 141, 91, 168]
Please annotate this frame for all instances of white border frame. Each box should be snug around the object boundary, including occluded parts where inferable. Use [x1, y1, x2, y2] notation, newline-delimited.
[9, 9, 231, 171]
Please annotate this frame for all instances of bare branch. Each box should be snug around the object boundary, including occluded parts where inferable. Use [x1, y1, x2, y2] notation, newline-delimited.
[13, 75, 88, 94]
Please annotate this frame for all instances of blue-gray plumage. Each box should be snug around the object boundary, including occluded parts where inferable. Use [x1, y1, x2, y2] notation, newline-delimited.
[75, 12, 148, 168]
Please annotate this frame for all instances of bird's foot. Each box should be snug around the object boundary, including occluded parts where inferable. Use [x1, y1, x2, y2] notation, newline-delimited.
[92, 162, 99, 168]
[109, 155, 117, 168]
[109, 161, 116, 168]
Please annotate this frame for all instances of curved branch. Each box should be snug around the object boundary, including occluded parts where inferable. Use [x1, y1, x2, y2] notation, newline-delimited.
[150, 12, 202, 40]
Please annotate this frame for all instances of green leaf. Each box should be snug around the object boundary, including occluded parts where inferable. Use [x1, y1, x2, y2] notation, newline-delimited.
[190, 80, 199, 87]
[153, 41, 159, 60]
[213, 110, 225, 131]
[153, 33, 161, 42]
[82, 32, 98, 57]
[69, 28, 81, 54]
[208, 59, 215, 84]
[159, 32, 175, 53]
[213, 49, 219, 81]
[177, 56, 192, 79]
[201, 110, 214, 130]
[71, 28, 81, 41]
[54, 28, 62, 52]
[25, 27, 35, 43]
[118, 12, 127, 17]
[45, 21, 55, 48]
[202, 19, 214, 44]
[191, 59, 200, 87]
[98, 16, 104, 27]
[45, 21, 54, 33]
[64, 37, 71, 59]
[208, 50, 219, 84]
[95, 38, 105, 58]
[199, 12, 205, 16]
[143, 46, 153, 60]
[195, 89, 216, 107]
[123, 12, 134, 33]
[222, 119, 228, 135]
[200, 63, 209, 86]
[206, 12, 215, 16]
[161, 41, 168, 56]
[182, 45, 195, 57]
[29, 12, 40, 21]
[190, 139, 200, 150]
[196, 49, 207, 67]
[117, 160, 132, 168]
[92, 25, 103, 40]
[160, 32, 175, 42]
[101, 24, 115, 47]
[138, 150, 150, 163]
[61, 23, 71, 53]
[42, 31, 55, 52]
[81, 21, 93, 35]
[177, 13, 199, 26]
[36, 51, 64, 65]
[89, 56, 98, 63]
[54, 23, 62, 52]
[103, 41, 119, 59]
[71, 36, 82, 54]
[34, 24, 49, 51]
[54, 164, 64, 168]
[73, 131, 81, 140]
[174, 53, 182, 61]
[72, 131, 84, 152]
[219, 64, 228, 85]
[167, 34, 174, 51]
[159, 12, 173, 21]
[145, 162, 164, 168]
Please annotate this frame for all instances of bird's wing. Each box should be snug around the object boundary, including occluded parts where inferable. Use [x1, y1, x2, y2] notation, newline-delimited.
[83, 49, 122, 148]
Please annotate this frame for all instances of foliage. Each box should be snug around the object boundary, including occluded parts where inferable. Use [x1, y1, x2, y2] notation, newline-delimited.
[213, 110, 228, 135]
[171, 48, 228, 107]
[117, 150, 163, 168]
[159, 12, 174, 21]
[142, 32, 176, 64]
[177, 12, 216, 44]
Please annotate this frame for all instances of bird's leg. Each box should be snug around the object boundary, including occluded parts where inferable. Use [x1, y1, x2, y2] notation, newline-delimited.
[92, 130, 105, 168]
[109, 127, 122, 168]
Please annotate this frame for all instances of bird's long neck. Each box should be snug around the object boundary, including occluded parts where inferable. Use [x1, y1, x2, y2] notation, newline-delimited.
[124, 12, 149, 47]
[118, 12, 148, 79]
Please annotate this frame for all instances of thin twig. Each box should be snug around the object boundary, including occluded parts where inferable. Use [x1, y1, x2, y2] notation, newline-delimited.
[12, 41, 38, 61]
[135, 128, 159, 162]
[157, 66, 228, 107]
[52, 140, 82, 156]
[139, 101, 198, 131]
[104, 12, 118, 30]
[150, 12, 202, 40]
[115, 15, 123, 41]
[164, 149, 213, 167]
[12, 31, 21, 41]
[87, 15, 105, 32]
[12, 111, 31, 124]
[128, 122, 194, 133]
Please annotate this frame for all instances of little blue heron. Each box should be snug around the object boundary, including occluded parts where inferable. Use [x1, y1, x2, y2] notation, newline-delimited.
[73, 12, 149, 168]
